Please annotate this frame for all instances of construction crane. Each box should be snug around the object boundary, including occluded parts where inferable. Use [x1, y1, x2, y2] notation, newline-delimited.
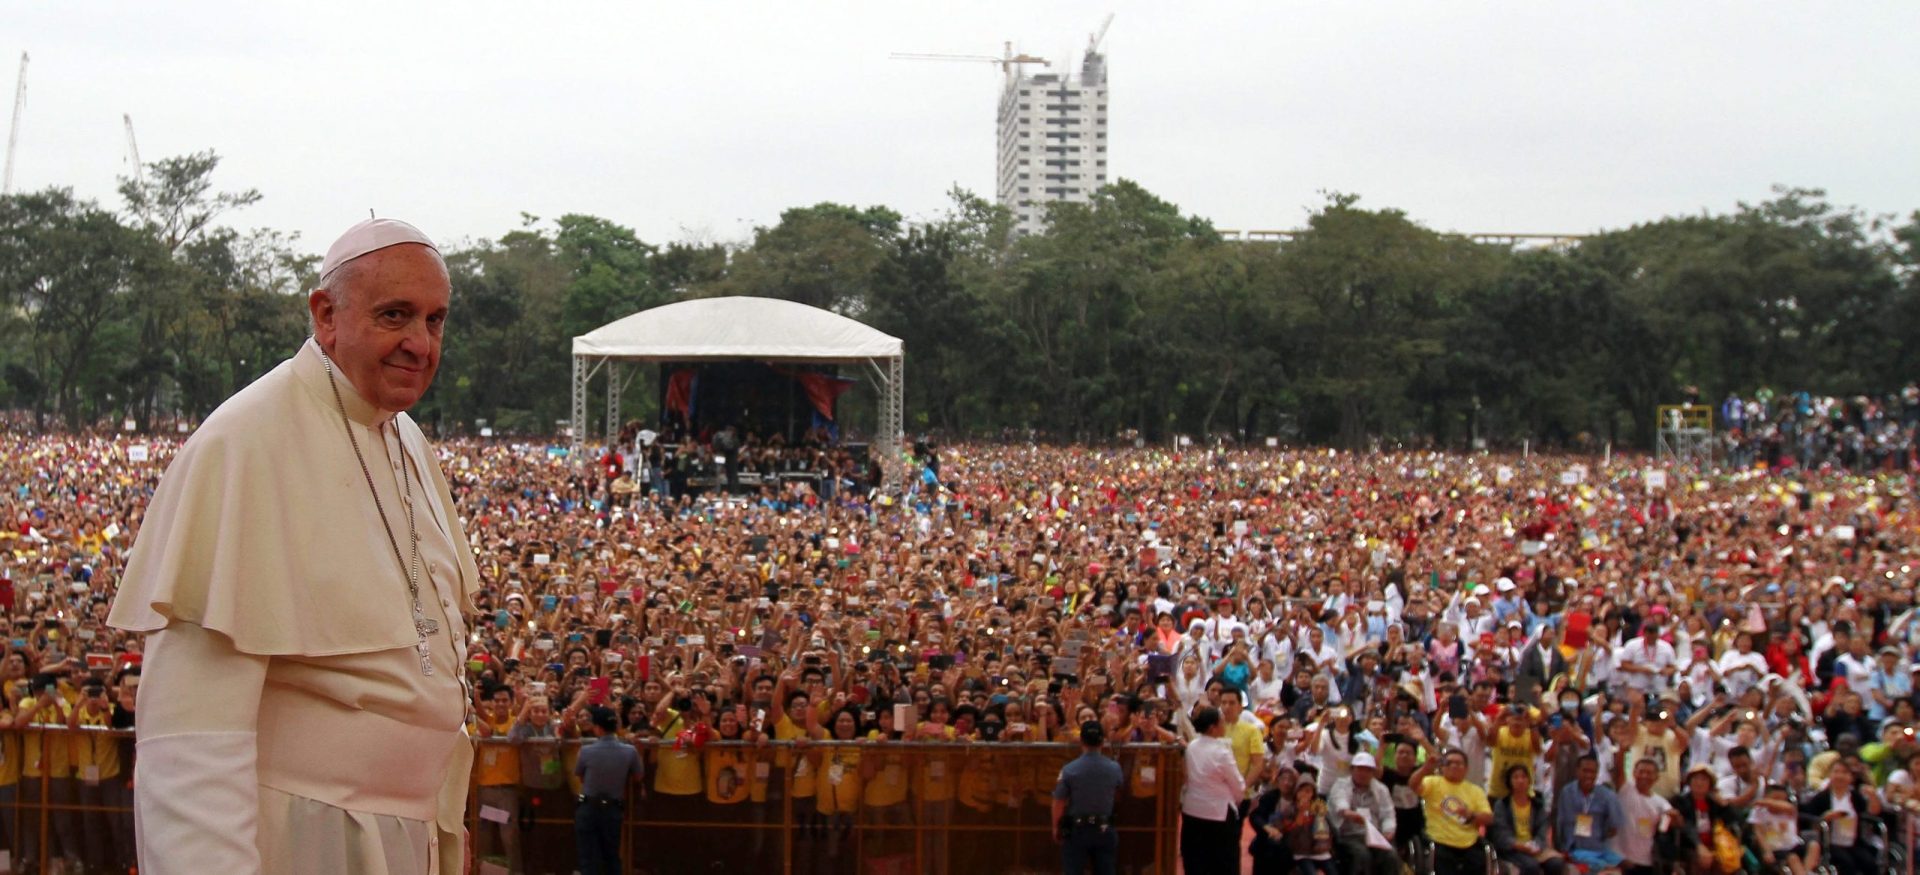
[1088, 14, 1115, 55]
[123, 113, 142, 179]
[3, 52, 26, 195]
[890, 41, 1049, 77]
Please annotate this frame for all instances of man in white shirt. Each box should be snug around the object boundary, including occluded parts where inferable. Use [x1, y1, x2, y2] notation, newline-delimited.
[1613, 759, 1676, 870]
[1202, 598, 1248, 659]
[1297, 626, 1343, 682]
[1329, 752, 1398, 875]
[1180, 707, 1246, 875]
[1834, 637, 1878, 696]
[111, 219, 478, 875]
[1616, 619, 1677, 698]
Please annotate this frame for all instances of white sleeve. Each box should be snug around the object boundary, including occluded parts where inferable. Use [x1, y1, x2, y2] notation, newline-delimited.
[134, 622, 270, 875]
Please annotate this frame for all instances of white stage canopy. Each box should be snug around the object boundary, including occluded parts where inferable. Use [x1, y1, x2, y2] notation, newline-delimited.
[568, 296, 904, 476]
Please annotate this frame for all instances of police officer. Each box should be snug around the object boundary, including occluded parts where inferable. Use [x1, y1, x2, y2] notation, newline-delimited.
[1052, 719, 1124, 875]
[573, 705, 643, 875]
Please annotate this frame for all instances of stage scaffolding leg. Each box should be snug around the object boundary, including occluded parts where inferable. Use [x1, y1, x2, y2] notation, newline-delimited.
[604, 360, 622, 451]
[571, 355, 587, 458]
[570, 356, 611, 461]
[872, 354, 904, 489]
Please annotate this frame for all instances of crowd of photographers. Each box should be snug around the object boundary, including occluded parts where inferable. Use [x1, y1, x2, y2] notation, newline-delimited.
[6, 423, 1920, 873]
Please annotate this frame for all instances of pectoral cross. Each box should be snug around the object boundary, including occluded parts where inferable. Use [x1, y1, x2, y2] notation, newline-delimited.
[414, 611, 439, 675]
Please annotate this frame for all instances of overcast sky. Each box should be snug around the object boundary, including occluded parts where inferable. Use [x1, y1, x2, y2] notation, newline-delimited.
[9, 1, 1917, 256]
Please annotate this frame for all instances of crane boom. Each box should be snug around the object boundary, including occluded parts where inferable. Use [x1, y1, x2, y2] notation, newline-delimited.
[123, 113, 142, 178]
[890, 42, 1048, 76]
[3, 52, 27, 196]
[1089, 14, 1115, 54]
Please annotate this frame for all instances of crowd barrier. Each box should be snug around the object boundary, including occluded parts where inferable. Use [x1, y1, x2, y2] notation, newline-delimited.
[0, 729, 1187, 875]
[471, 738, 1185, 875]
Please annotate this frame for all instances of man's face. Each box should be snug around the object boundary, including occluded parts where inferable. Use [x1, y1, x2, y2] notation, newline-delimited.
[1633, 760, 1657, 793]
[487, 691, 511, 718]
[309, 244, 450, 412]
[1576, 758, 1597, 791]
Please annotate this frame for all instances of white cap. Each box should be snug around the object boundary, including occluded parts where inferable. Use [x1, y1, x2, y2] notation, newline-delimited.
[319, 218, 438, 280]
[1351, 752, 1377, 770]
[1495, 577, 1516, 592]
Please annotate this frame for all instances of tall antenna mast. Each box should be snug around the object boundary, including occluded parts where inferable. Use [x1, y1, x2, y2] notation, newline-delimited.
[3, 52, 28, 195]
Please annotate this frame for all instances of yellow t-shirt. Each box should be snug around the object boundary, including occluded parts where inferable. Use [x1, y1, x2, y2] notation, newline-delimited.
[22, 698, 74, 779]
[1127, 749, 1162, 799]
[1512, 798, 1534, 845]
[775, 716, 816, 798]
[955, 751, 997, 812]
[474, 718, 520, 787]
[912, 724, 957, 802]
[0, 686, 26, 787]
[705, 746, 752, 805]
[69, 705, 120, 781]
[1226, 719, 1265, 779]
[651, 712, 704, 796]
[816, 747, 862, 815]
[1419, 774, 1491, 850]
[862, 732, 909, 808]
[1489, 725, 1537, 798]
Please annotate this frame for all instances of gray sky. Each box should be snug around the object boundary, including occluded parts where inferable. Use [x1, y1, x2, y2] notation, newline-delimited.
[10, 1, 1918, 256]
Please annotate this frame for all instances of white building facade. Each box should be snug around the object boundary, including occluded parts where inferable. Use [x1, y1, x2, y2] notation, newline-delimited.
[996, 49, 1108, 236]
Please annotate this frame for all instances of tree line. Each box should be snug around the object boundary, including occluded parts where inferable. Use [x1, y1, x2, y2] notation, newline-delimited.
[2, 151, 1916, 449]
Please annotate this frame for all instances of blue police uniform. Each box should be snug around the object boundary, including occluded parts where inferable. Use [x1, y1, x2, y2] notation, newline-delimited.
[573, 731, 641, 875]
[1053, 747, 1125, 875]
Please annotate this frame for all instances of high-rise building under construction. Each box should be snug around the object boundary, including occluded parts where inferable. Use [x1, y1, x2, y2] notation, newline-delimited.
[996, 34, 1108, 236]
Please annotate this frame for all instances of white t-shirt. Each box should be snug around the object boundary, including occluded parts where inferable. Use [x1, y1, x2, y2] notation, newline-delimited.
[1716, 651, 1769, 698]
[1749, 803, 1799, 852]
[1248, 675, 1285, 711]
[1716, 771, 1759, 806]
[1617, 636, 1676, 696]
[1827, 793, 1859, 848]
[1614, 785, 1674, 865]
[1835, 653, 1877, 693]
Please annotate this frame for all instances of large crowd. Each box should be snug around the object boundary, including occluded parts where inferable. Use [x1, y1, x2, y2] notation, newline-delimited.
[5, 410, 1920, 874]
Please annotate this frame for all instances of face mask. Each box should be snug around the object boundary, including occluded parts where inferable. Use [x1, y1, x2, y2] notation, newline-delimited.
[1560, 699, 1579, 714]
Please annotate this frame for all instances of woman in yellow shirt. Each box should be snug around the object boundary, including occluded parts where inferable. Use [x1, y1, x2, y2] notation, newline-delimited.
[912, 699, 959, 875]
[815, 708, 864, 863]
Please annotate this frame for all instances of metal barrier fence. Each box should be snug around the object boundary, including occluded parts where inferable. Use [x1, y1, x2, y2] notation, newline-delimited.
[470, 738, 1185, 875]
[0, 729, 1186, 875]
[0, 725, 138, 874]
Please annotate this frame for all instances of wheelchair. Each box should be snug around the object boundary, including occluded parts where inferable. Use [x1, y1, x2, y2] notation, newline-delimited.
[1804, 819, 1892, 875]
[1407, 833, 1501, 875]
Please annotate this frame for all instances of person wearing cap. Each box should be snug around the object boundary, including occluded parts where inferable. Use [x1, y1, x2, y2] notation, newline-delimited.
[1866, 645, 1911, 723]
[1490, 577, 1528, 627]
[572, 705, 641, 875]
[109, 219, 480, 875]
[1051, 719, 1123, 875]
[1327, 750, 1396, 875]
[1667, 763, 1735, 875]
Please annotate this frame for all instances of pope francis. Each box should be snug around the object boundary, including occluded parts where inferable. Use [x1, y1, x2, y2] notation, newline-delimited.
[109, 218, 479, 875]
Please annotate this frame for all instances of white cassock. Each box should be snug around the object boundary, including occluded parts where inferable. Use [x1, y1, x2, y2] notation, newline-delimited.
[109, 338, 479, 875]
